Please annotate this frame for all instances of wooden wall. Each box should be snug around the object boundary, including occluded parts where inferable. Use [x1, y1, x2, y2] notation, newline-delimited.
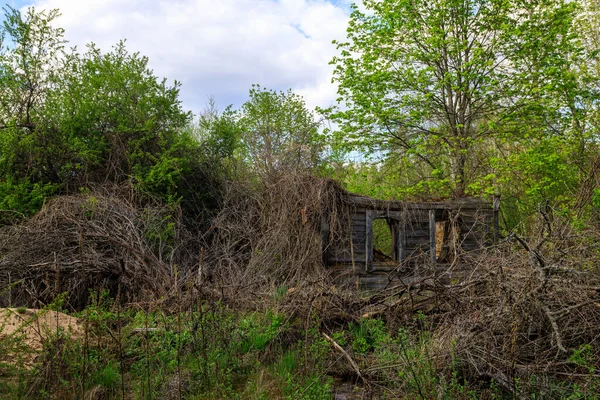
[324, 195, 498, 291]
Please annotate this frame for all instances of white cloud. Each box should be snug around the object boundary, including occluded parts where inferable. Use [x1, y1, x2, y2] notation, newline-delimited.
[22, 0, 355, 113]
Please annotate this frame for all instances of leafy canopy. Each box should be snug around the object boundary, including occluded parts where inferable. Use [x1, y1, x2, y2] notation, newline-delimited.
[328, 0, 583, 197]
[237, 85, 324, 177]
[0, 6, 223, 226]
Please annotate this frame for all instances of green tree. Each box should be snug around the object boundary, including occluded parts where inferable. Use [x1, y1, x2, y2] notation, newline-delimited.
[0, 6, 64, 132]
[328, 0, 582, 197]
[192, 97, 242, 162]
[0, 7, 221, 226]
[238, 85, 323, 177]
[47, 40, 191, 188]
[571, 0, 600, 156]
[0, 6, 66, 217]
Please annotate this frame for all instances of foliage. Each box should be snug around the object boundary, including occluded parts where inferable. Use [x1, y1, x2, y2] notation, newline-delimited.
[2, 2, 600, 399]
[0, 6, 222, 227]
[238, 85, 324, 177]
[327, 0, 587, 199]
[0, 296, 338, 399]
[372, 218, 394, 258]
[192, 97, 242, 162]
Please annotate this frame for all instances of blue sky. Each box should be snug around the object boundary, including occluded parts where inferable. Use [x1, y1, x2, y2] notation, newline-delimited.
[3, 0, 359, 114]
[5, 0, 29, 7]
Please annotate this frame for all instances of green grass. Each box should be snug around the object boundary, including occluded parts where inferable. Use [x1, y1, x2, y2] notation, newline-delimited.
[0, 294, 597, 399]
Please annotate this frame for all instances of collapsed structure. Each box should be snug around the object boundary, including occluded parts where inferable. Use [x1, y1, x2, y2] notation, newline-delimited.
[322, 192, 499, 291]
[0, 177, 500, 306]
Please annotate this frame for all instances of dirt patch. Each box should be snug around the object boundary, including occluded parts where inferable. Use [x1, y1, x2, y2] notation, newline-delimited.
[333, 380, 367, 400]
[0, 308, 82, 367]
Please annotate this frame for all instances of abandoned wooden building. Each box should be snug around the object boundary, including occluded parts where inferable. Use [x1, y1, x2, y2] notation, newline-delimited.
[322, 192, 499, 291]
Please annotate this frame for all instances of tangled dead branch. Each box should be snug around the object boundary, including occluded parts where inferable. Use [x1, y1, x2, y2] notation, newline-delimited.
[1, 173, 599, 396]
[361, 214, 600, 395]
[205, 173, 349, 296]
[0, 189, 197, 309]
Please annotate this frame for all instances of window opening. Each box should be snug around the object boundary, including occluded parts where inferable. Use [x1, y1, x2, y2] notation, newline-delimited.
[434, 210, 460, 262]
[372, 218, 394, 262]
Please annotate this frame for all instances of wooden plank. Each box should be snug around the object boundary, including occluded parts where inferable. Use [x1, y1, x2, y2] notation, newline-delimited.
[406, 246, 430, 252]
[333, 245, 365, 255]
[369, 262, 399, 273]
[365, 210, 373, 273]
[351, 234, 366, 242]
[435, 220, 447, 258]
[407, 228, 429, 236]
[399, 223, 407, 262]
[405, 238, 430, 247]
[429, 209, 436, 265]
[459, 217, 492, 226]
[343, 193, 493, 212]
[389, 219, 399, 261]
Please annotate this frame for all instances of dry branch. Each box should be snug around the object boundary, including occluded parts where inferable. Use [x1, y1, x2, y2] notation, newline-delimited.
[0, 188, 198, 309]
[323, 332, 364, 383]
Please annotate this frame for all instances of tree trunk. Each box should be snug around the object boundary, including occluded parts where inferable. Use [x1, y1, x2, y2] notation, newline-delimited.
[453, 152, 466, 198]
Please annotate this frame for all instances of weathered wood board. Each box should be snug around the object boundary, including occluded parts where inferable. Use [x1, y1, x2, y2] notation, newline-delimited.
[324, 193, 498, 291]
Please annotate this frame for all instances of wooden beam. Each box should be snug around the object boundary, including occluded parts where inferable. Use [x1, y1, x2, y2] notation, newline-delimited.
[365, 210, 373, 273]
[399, 222, 407, 262]
[493, 195, 501, 245]
[344, 193, 492, 211]
[389, 219, 398, 262]
[429, 209, 436, 265]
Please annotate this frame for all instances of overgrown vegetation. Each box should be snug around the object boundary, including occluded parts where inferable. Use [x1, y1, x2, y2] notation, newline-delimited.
[1, 1, 600, 398]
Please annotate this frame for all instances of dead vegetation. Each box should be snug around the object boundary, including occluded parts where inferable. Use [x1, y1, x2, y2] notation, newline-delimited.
[0, 174, 351, 309]
[0, 175, 599, 397]
[347, 215, 600, 396]
[0, 186, 198, 309]
[204, 173, 350, 296]
[203, 175, 600, 394]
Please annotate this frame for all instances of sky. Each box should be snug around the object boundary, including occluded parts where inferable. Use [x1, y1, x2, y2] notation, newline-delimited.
[5, 0, 358, 115]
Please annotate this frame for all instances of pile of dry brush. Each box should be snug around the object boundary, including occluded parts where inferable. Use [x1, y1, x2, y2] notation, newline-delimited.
[204, 173, 600, 393]
[0, 186, 200, 308]
[348, 214, 600, 395]
[0, 174, 349, 309]
[437, 224, 600, 394]
[1, 173, 599, 394]
[203, 173, 349, 293]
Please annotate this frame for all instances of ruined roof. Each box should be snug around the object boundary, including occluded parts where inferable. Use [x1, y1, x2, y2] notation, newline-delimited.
[342, 192, 494, 212]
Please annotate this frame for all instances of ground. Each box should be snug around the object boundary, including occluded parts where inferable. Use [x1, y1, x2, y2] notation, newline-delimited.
[0, 308, 82, 367]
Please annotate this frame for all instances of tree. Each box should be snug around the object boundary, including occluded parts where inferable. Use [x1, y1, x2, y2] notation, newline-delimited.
[571, 0, 600, 156]
[329, 0, 582, 197]
[238, 85, 323, 177]
[192, 97, 242, 162]
[0, 6, 66, 216]
[0, 6, 65, 132]
[0, 7, 215, 224]
[46, 40, 191, 187]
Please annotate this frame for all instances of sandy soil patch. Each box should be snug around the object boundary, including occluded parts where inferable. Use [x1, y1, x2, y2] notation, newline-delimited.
[0, 308, 83, 367]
